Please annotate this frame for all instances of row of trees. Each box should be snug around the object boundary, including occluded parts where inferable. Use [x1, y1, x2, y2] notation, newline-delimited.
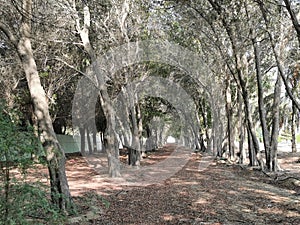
[1, 0, 299, 213]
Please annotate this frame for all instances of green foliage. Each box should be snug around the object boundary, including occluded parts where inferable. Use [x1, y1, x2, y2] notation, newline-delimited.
[0, 102, 66, 224]
[0, 182, 66, 225]
[0, 102, 42, 168]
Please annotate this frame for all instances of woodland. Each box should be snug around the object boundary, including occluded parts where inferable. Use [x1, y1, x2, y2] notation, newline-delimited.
[0, 0, 300, 224]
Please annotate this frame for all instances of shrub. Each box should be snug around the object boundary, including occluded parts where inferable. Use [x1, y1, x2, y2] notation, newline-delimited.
[0, 102, 66, 224]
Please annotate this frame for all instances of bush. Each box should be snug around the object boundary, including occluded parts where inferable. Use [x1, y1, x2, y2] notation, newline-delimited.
[0, 102, 66, 224]
[0, 182, 66, 225]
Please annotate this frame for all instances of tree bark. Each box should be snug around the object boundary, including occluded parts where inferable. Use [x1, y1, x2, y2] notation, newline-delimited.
[238, 93, 246, 164]
[283, 0, 300, 47]
[212, 106, 223, 157]
[247, 125, 256, 166]
[74, 1, 121, 177]
[79, 127, 85, 154]
[252, 36, 271, 169]
[291, 103, 297, 153]
[257, 0, 290, 171]
[225, 73, 234, 160]
[86, 126, 93, 154]
[257, 0, 300, 112]
[129, 95, 141, 166]
[0, 0, 72, 211]
[208, 0, 263, 168]
[92, 131, 97, 152]
[270, 72, 282, 171]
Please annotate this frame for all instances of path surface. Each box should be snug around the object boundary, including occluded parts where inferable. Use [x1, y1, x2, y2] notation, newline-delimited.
[66, 145, 300, 225]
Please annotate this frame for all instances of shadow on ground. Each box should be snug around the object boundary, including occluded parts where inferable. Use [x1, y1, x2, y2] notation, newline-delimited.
[65, 145, 300, 224]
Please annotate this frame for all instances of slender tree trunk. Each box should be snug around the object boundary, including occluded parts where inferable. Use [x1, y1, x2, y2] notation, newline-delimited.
[105, 125, 120, 177]
[247, 125, 255, 166]
[270, 72, 282, 171]
[291, 103, 297, 153]
[74, 2, 120, 177]
[257, 0, 300, 112]
[212, 106, 221, 157]
[92, 131, 97, 152]
[291, 64, 299, 153]
[115, 89, 131, 151]
[258, 1, 289, 171]
[79, 127, 85, 154]
[252, 36, 271, 169]
[238, 93, 246, 164]
[199, 98, 211, 153]
[0, 0, 72, 211]
[238, 55, 263, 168]
[86, 127, 93, 154]
[101, 94, 120, 177]
[137, 102, 143, 157]
[129, 99, 141, 166]
[225, 74, 234, 160]
[207, 0, 263, 168]
[20, 25, 72, 212]
[193, 113, 205, 151]
[283, 0, 300, 47]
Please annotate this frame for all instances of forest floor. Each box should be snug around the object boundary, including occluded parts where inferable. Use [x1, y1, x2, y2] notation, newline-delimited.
[64, 144, 300, 225]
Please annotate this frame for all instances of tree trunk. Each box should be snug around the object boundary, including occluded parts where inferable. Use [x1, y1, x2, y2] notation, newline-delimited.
[86, 127, 93, 154]
[79, 127, 85, 154]
[5, 0, 72, 211]
[101, 94, 121, 177]
[225, 74, 234, 160]
[137, 102, 143, 159]
[213, 107, 223, 157]
[199, 98, 211, 153]
[129, 99, 141, 166]
[270, 72, 282, 171]
[92, 131, 97, 152]
[238, 93, 246, 164]
[104, 124, 121, 177]
[283, 0, 300, 48]
[291, 103, 297, 153]
[257, 0, 300, 112]
[0, 0, 72, 211]
[258, 1, 288, 171]
[194, 112, 201, 150]
[247, 125, 256, 166]
[238, 54, 263, 168]
[252, 36, 271, 169]
[207, 0, 263, 168]
[74, 2, 121, 177]
[20, 29, 72, 212]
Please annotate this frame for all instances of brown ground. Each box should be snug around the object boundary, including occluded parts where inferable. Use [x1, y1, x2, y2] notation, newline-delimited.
[16, 146, 300, 225]
[63, 145, 300, 225]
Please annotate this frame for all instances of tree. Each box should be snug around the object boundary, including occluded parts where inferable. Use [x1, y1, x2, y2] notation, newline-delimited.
[284, 0, 300, 47]
[0, 0, 72, 211]
[71, 0, 122, 177]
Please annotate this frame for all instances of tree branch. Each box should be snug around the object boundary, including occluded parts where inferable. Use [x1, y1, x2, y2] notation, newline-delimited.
[54, 57, 87, 76]
[283, 0, 300, 47]
[0, 22, 18, 47]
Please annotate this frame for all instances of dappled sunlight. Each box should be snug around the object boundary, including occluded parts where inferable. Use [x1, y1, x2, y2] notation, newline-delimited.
[257, 206, 284, 215]
[253, 188, 291, 203]
[162, 213, 175, 221]
[193, 192, 214, 205]
[6, 144, 300, 224]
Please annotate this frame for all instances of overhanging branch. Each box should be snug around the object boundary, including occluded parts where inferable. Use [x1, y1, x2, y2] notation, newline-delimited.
[0, 22, 18, 47]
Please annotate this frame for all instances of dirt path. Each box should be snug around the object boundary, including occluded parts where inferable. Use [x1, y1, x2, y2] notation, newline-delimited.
[66, 145, 300, 225]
